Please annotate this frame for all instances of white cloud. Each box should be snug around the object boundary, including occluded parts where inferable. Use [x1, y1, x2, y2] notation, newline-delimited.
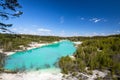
[36, 28, 54, 36]
[10, 26, 53, 36]
[11, 28, 17, 31]
[118, 22, 120, 24]
[72, 32, 80, 36]
[80, 17, 85, 20]
[103, 19, 107, 22]
[100, 33, 105, 36]
[83, 32, 106, 37]
[32, 25, 39, 27]
[37, 28, 51, 32]
[60, 16, 64, 24]
[93, 32, 98, 35]
[89, 18, 101, 23]
[59, 30, 65, 36]
[117, 30, 120, 33]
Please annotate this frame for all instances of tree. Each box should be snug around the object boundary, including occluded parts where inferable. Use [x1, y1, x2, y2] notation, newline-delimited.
[0, 52, 6, 72]
[0, 0, 23, 33]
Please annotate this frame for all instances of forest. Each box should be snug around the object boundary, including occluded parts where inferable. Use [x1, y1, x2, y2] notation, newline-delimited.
[1, 33, 118, 52]
[59, 34, 120, 79]
[0, 33, 61, 51]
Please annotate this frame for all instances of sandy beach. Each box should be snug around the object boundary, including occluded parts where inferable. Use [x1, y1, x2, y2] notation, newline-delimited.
[0, 68, 63, 80]
[0, 69, 107, 80]
[73, 41, 82, 47]
[73, 41, 82, 45]
[3, 40, 82, 56]
[2, 41, 59, 56]
[3, 42, 48, 56]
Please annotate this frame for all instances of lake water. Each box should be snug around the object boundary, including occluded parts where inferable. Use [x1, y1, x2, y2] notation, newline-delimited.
[4, 40, 76, 71]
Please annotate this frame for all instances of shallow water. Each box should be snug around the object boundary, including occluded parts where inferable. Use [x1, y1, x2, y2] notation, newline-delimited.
[4, 40, 76, 71]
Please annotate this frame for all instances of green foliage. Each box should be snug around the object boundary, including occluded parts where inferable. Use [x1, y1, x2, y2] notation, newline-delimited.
[0, 0, 23, 33]
[59, 56, 73, 74]
[0, 33, 61, 51]
[0, 53, 6, 72]
[59, 35, 120, 78]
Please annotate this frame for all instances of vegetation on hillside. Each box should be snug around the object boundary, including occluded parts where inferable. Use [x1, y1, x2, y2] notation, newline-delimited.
[59, 35, 120, 79]
[1, 33, 119, 52]
[0, 33, 61, 51]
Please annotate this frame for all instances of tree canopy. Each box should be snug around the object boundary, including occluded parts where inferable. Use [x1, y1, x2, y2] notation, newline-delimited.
[0, 0, 23, 33]
[59, 35, 120, 79]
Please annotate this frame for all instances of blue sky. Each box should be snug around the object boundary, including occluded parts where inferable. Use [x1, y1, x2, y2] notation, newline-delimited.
[7, 0, 120, 36]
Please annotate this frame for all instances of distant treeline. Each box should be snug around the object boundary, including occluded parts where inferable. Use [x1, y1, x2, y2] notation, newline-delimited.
[65, 34, 120, 41]
[0, 33, 120, 52]
[0, 33, 61, 51]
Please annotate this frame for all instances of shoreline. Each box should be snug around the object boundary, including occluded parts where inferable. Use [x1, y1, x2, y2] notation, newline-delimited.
[0, 40, 108, 80]
[73, 41, 82, 47]
[3, 40, 82, 56]
[2, 41, 61, 56]
[3, 43, 48, 56]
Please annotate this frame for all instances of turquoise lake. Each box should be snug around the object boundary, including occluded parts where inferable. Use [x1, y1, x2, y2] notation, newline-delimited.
[4, 40, 76, 71]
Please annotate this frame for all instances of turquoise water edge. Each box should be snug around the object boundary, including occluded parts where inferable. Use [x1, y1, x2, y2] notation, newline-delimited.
[4, 40, 76, 71]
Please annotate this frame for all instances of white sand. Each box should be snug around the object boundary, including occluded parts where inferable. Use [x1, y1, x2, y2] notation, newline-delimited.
[73, 41, 82, 48]
[0, 69, 107, 80]
[73, 41, 82, 45]
[2, 44, 46, 56]
[0, 68, 63, 80]
[2, 40, 81, 56]
[69, 55, 76, 60]
[3, 40, 68, 56]
[62, 70, 107, 80]
[26, 42, 48, 50]
[87, 70, 107, 80]
[3, 52, 16, 56]
[0, 49, 3, 52]
[2, 41, 56, 56]
[0, 72, 63, 80]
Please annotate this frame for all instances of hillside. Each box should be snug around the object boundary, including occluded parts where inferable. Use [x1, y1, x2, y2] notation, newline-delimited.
[59, 34, 120, 80]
